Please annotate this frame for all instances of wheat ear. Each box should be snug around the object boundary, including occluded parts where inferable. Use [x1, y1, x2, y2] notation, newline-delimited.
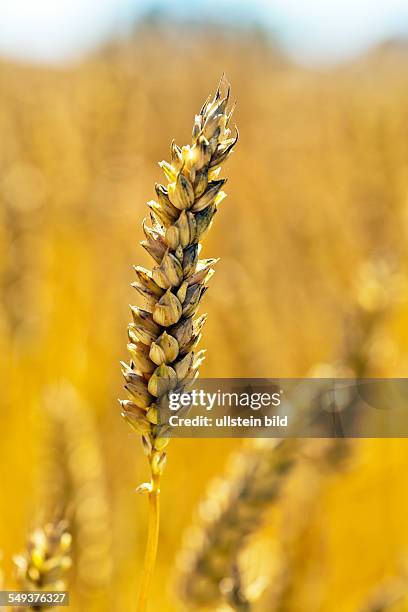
[13, 520, 71, 611]
[120, 77, 237, 611]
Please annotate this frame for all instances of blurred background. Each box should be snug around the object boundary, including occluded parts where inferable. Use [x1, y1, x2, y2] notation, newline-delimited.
[1, 1, 408, 610]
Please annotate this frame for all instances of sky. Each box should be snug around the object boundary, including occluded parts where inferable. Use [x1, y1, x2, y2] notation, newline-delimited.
[0, 0, 408, 65]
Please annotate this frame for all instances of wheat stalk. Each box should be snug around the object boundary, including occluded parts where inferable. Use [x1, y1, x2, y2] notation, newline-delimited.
[120, 76, 238, 611]
[13, 520, 71, 612]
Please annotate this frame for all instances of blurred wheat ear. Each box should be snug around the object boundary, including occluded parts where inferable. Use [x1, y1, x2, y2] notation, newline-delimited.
[13, 520, 71, 612]
[176, 438, 298, 611]
[119, 76, 238, 611]
[41, 383, 112, 611]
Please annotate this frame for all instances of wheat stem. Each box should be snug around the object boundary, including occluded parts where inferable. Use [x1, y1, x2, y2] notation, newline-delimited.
[137, 470, 161, 612]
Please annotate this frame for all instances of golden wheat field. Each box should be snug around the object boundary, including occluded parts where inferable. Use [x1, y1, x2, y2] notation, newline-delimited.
[2, 22, 408, 612]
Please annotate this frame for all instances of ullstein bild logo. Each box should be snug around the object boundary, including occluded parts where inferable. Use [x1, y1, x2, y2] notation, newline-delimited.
[157, 378, 408, 438]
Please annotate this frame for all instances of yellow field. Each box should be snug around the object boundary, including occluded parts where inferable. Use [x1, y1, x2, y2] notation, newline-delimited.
[1, 24, 408, 611]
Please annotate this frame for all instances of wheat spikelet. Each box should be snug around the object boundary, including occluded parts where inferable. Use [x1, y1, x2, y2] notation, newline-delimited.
[13, 520, 71, 611]
[120, 76, 238, 473]
[41, 384, 112, 611]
